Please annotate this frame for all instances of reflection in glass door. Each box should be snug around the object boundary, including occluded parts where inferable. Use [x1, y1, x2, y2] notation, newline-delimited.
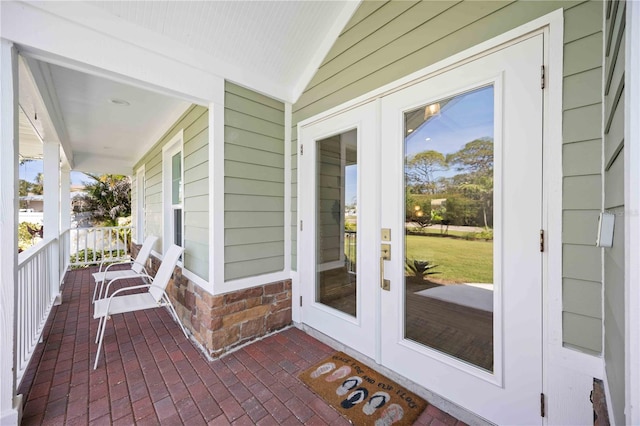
[403, 86, 495, 371]
[316, 130, 358, 317]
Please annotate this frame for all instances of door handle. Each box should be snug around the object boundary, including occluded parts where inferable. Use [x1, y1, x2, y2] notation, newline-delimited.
[380, 244, 391, 291]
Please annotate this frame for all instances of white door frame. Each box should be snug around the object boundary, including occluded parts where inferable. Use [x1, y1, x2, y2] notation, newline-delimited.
[297, 9, 600, 423]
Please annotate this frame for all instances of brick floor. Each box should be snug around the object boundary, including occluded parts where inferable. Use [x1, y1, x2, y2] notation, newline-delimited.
[18, 266, 465, 425]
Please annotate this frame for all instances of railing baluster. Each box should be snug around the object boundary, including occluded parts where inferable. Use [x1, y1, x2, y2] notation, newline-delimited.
[67, 225, 132, 267]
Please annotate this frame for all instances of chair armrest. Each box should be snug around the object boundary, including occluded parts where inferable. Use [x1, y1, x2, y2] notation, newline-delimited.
[101, 273, 154, 299]
[101, 283, 168, 317]
[101, 259, 135, 275]
[97, 255, 131, 273]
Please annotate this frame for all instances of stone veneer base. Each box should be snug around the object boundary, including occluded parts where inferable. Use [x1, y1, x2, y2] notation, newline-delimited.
[131, 243, 292, 357]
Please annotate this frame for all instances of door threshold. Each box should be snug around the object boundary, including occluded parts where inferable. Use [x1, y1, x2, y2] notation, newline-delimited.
[295, 322, 494, 426]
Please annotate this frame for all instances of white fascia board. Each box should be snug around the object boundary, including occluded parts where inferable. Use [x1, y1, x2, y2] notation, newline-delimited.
[289, 0, 361, 103]
[2, 1, 292, 104]
[1, 1, 216, 104]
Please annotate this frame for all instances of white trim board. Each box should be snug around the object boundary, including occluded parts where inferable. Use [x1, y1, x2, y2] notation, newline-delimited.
[210, 99, 225, 294]
[625, 1, 640, 423]
[0, 39, 21, 425]
[290, 1, 361, 103]
[135, 165, 146, 244]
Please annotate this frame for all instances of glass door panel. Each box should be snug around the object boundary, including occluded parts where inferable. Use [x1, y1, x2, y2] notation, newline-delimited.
[403, 86, 495, 371]
[316, 129, 358, 317]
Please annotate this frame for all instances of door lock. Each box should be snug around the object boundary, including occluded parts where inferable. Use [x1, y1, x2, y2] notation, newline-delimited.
[380, 244, 391, 291]
[381, 244, 391, 260]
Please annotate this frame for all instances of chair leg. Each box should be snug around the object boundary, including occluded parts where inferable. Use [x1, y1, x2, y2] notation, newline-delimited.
[92, 279, 102, 303]
[94, 313, 108, 369]
[95, 316, 105, 344]
[94, 279, 107, 303]
[166, 299, 188, 338]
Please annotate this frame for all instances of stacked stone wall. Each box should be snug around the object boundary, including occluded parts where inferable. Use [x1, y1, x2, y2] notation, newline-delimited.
[132, 243, 292, 357]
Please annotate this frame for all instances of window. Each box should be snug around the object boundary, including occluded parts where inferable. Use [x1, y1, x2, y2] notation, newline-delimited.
[163, 131, 184, 254]
[171, 151, 183, 247]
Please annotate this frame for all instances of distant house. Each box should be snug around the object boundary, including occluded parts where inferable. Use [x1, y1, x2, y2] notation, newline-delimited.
[19, 193, 43, 212]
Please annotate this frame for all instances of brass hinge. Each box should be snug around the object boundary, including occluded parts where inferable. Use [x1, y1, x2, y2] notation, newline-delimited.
[299, 296, 302, 307]
[540, 392, 545, 417]
[300, 145, 303, 155]
[540, 229, 545, 252]
[300, 220, 303, 231]
[541, 65, 546, 89]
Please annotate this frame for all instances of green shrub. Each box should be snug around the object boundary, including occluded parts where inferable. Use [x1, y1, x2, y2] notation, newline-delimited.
[70, 249, 127, 268]
[405, 258, 440, 279]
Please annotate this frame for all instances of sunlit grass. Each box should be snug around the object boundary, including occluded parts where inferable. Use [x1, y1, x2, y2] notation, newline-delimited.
[405, 235, 493, 284]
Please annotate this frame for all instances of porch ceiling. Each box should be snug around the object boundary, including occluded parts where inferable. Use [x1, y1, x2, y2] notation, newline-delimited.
[8, 1, 360, 176]
[46, 62, 190, 175]
[87, 0, 357, 102]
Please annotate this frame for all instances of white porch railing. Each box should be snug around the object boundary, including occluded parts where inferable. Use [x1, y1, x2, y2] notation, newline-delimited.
[69, 226, 132, 267]
[345, 230, 356, 274]
[14, 225, 131, 391]
[16, 237, 61, 385]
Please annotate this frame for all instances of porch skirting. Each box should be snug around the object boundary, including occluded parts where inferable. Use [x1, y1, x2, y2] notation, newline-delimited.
[131, 243, 292, 357]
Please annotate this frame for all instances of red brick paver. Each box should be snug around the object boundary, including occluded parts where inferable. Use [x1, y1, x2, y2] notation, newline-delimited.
[18, 267, 464, 425]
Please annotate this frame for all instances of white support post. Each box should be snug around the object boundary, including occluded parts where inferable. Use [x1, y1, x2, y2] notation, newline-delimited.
[0, 38, 21, 425]
[60, 166, 70, 232]
[43, 141, 61, 304]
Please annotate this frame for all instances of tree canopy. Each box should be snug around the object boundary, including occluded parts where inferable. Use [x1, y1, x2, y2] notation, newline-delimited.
[405, 137, 494, 228]
[72, 174, 131, 226]
[446, 137, 493, 177]
[406, 150, 448, 194]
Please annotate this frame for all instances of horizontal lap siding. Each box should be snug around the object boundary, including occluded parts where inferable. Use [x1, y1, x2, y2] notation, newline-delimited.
[561, 1, 604, 355]
[225, 82, 285, 281]
[603, 0, 625, 423]
[134, 105, 209, 280]
[293, 0, 604, 354]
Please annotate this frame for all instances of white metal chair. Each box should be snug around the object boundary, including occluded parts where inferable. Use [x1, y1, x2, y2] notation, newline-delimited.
[93, 244, 187, 369]
[92, 235, 158, 302]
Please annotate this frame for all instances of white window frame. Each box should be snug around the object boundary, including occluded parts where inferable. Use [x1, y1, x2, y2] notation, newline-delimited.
[162, 130, 184, 255]
[135, 165, 145, 243]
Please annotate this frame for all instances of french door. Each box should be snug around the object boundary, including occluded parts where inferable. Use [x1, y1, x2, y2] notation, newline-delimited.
[300, 102, 379, 359]
[301, 33, 544, 424]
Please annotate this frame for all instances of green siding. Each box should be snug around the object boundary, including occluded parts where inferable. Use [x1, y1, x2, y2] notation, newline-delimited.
[561, 1, 603, 355]
[292, 0, 604, 355]
[133, 105, 209, 280]
[603, 0, 625, 422]
[225, 82, 285, 281]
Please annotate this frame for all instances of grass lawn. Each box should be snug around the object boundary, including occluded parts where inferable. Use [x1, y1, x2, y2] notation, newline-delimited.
[405, 235, 493, 284]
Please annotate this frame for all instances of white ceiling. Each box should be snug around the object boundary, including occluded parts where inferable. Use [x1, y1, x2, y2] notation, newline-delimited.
[46, 63, 190, 174]
[88, 1, 351, 101]
[11, 0, 358, 175]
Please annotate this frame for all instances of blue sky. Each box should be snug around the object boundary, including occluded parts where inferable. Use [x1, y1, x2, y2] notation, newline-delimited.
[345, 85, 494, 204]
[19, 160, 93, 186]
